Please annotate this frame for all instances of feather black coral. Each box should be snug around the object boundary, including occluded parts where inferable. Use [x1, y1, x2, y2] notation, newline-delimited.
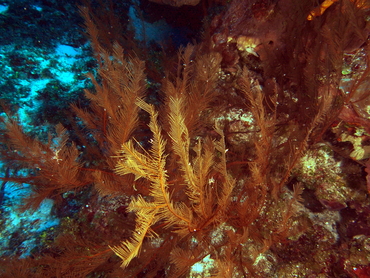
[110, 95, 235, 267]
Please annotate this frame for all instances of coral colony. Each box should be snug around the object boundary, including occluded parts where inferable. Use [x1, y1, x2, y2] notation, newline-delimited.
[1, 0, 370, 277]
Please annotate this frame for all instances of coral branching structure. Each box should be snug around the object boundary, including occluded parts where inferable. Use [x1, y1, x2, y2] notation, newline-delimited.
[1, 0, 370, 277]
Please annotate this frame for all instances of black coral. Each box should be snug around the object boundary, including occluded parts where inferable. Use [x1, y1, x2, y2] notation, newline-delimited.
[110, 95, 234, 267]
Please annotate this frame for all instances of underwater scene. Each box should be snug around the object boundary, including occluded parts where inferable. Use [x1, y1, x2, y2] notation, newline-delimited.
[1, 0, 370, 277]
